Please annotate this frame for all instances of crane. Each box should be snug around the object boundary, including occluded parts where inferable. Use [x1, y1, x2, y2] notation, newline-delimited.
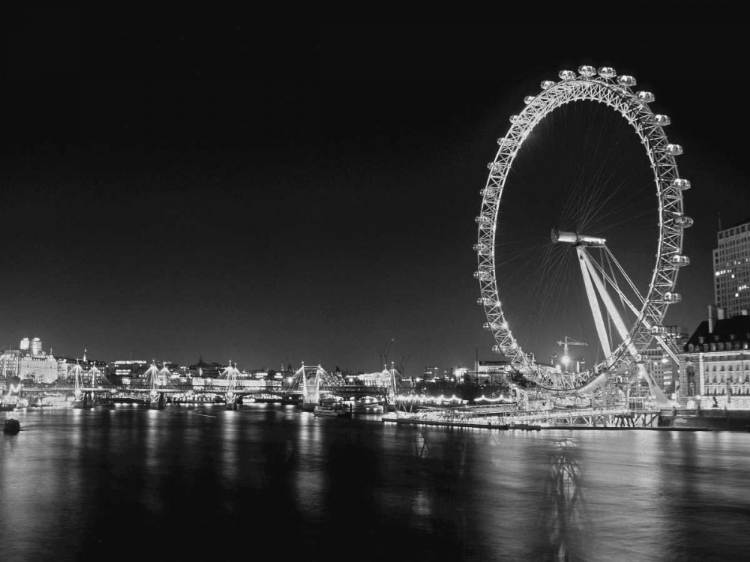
[556, 337, 588, 373]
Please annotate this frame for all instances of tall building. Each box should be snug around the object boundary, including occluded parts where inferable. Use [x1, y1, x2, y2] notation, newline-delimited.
[713, 220, 750, 318]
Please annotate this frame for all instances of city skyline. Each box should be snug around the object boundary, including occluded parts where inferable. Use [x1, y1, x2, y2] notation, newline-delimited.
[2, 3, 748, 374]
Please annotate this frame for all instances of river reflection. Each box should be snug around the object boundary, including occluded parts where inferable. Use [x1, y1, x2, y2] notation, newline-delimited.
[2, 408, 750, 561]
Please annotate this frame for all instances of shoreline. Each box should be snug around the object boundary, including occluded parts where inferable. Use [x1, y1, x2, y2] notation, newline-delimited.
[381, 416, 715, 431]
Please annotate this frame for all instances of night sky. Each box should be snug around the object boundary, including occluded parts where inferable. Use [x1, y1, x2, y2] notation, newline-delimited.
[1, 2, 747, 375]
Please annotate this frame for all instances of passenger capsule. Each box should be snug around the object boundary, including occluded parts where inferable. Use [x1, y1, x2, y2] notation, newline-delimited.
[540, 80, 556, 90]
[524, 96, 535, 105]
[650, 326, 668, 336]
[487, 162, 504, 174]
[637, 91, 655, 103]
[578, 65, 596, 77]
[670, 255, 690, 267]
[491, 345, 501, 353]
[666, 144, 683, 156]
[675, 215, 694, 228]
[483, 322, 498, 331]
[663, 292, 682, 303]
[617, 75, 637, 87]
[559, 70, 576, 80]
[598, 66, 617, 78]
[475, 215, 491, 225]
[509, 115, 519, 123]
[652, 114, 671, 126]
[497, 137, 515, 147]
[671, 178, 691, 190]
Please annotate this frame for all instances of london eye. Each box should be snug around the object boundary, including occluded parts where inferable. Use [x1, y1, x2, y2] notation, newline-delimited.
[475, 65, 692, 402]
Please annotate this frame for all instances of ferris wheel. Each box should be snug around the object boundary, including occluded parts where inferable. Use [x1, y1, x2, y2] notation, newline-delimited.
[475, 65, 692, 401]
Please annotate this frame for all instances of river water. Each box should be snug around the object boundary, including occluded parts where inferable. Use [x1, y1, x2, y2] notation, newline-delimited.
[2, 404, 749, 561]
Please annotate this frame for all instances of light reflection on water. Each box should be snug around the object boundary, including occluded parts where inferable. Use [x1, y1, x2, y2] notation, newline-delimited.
[2, 408, 750, 561]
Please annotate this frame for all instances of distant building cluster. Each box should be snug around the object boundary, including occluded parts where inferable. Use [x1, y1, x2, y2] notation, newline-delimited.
[0, 343, 295, 388]
[1, 337, 60, 384]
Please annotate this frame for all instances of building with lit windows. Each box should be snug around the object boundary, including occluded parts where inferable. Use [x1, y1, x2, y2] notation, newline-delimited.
[1, 337, 60, 384]
[714, 220, 750, 318]
[682, 311, 750, 408]
[477, 360, 512, 383]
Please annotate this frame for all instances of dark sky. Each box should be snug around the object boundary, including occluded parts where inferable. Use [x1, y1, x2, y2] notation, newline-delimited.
[1, 1, 748, 374]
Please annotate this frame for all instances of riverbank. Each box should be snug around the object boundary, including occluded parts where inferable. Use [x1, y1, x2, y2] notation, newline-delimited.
[382, 415, 714, 431]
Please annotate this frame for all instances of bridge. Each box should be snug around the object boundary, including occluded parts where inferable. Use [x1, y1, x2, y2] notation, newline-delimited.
[11, 362, 401, 410]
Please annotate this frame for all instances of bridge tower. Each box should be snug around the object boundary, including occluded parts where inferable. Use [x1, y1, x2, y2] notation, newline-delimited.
[71, 363, 94, 409]
[144, 362, 165, 410]
[301, 364, 324, 412]
[386, 363, 400, 409]
[221, 362, 240, 410]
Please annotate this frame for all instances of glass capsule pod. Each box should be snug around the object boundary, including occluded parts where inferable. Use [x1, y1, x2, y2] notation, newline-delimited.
[670, 255, 691, 267]
[497, 137, 515, 147]
[509, 115, 518, 123]
[598, 66, 617, 78]
[617, 75, 637, 87]
[578, 65, 596, 77]
[483, 322, 499, 331]
[675, 215, 694, 228]
[559, 70, 576, 80]
[491, 345, 501, 353]
[663, 292, 682, 303]
[650, 326, 668, 336]
[637, 91, 655, 103]
[666, 144, 683, 155]
[524, 95, 535, 104]
[652, 114, 671, 126]
[475, 215, 491, 225]
[671, 178, 691, 190]
[540, 80, 556, 90]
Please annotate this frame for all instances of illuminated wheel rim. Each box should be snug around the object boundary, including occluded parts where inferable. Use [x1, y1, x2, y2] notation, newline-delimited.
[475, 65, 692, 392]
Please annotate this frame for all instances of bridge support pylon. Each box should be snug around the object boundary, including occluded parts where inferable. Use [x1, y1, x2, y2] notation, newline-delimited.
[73, 391, 95, 409]
[149, 391, 166, 410]
[225, 392, 238, 410]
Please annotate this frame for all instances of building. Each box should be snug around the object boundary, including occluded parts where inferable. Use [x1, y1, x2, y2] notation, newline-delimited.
[1, 337, 60, 384]
[713, 219, 750, 318]
[682, 311, 750, 408]
[643, 347, 677, 396]
[477, 360, 512, 383]
[188, 357, 224, 378]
